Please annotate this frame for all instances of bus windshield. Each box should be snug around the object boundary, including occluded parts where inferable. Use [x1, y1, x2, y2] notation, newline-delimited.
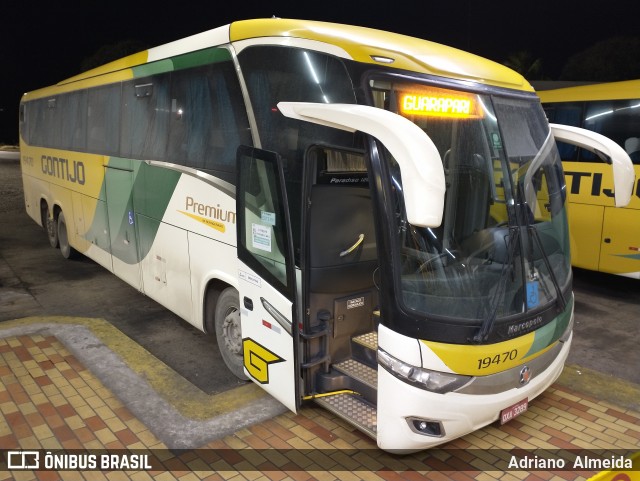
[371, 80, 571, 337]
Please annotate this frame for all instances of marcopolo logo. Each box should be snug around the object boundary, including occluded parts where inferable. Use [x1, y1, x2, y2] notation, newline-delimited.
[507, 316, 544, 336]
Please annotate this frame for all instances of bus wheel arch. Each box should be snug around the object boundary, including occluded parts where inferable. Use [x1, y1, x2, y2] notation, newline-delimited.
[205, 282, 248, 381]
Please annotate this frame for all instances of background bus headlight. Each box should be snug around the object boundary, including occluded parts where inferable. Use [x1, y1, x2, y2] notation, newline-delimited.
[378, 348, 472, 393]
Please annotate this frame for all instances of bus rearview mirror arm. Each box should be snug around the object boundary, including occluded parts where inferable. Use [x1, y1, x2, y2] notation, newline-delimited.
[277, 102, 446, 228]
[550, 123, 635, 207]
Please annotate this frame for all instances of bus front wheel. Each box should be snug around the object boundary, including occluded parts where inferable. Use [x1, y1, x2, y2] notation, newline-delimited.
[214, 287, 248, 381]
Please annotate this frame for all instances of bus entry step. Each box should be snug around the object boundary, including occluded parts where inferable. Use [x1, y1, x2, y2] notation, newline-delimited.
[315, 393, 377, 439]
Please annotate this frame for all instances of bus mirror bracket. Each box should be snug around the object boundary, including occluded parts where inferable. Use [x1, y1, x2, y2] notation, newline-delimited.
[550, 123, 635, 207]
[277, 102, 446, 228]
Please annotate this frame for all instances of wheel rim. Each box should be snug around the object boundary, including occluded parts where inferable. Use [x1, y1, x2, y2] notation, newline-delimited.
[222, 307, 242, 356]
[59, 223, 67, 248]
[47, 217, 56, 242]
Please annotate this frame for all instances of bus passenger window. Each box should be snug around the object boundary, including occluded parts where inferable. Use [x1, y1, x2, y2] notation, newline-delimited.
[544, 103, 582, 161]
[121, 75, 171, 161]
[88, 84, 120, 155]
[625, 137, 640, 164]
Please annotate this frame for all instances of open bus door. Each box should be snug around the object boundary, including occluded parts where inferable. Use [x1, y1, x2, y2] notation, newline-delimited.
[236, 146, 299, 412]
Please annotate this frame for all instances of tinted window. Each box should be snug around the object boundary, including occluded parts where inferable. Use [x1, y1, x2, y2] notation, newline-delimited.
[238, 46, 359, 252]
[24, 53, 251, 178]
[88, 84, 120, 154]
[121, 75, 171, 160]
[545, 99, 640, 164]
[167, 62, 251, 173]
[584, 99, 640, 164]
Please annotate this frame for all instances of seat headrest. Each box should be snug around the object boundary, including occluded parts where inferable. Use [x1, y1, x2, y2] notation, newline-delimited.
[624, 137, 640, 154]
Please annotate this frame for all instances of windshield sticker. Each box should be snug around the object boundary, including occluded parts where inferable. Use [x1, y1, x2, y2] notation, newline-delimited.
[252, 224, 272, 252]
[261, 211, 276, 226]
[526, 281, 540, 309]
[491, 132, 502, 149]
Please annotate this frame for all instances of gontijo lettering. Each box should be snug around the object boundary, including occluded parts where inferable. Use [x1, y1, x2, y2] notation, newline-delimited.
[41, 155, 85, 185]
[565, 171, 640, 199]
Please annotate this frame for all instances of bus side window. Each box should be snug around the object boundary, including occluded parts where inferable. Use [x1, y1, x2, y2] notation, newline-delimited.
[88, 84, 120, 155]
[625, 137, 640, 164]
[583, 99, 640, 163]
[167, 62, 251, 180]
[545, 102, 582, 161]
[121, 75, 171, 161]
[239, 46, 359, 264]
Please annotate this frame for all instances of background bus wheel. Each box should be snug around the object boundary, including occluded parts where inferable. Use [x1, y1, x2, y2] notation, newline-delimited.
[214, 287, 248, 381]
[43, 208, 58, 248]
[57, 212, 78, 259]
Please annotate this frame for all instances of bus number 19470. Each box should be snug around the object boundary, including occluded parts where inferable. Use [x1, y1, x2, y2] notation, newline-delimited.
[477, 349, 518, 370]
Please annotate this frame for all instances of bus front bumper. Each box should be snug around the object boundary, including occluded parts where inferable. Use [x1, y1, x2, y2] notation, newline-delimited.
[376, 332, 572, 453]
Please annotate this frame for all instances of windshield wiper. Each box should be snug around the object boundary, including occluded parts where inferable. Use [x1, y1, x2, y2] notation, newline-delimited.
[472, 225, 520, 343]
[528, 224, 567, 311]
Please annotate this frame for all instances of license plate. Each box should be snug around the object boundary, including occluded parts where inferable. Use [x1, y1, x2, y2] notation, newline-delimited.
[500, 398, 528, 425]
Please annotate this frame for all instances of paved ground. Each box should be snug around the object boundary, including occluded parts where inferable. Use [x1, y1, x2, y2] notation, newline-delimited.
[0, 315, 638, 480]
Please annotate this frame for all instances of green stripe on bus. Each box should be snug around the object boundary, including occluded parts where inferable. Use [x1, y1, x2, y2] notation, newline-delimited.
[132, 59, 174, 78]
[524, 296, 573, 358]
[614, 253, 640, 260]
[83, 159, 182, 264]
[133, 47, 232, 78]
[172, 47, 232, 70]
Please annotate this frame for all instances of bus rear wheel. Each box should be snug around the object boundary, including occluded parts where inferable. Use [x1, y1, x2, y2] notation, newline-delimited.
[57, 211, 78, 259]
[214, 287, 248, 381]
[42, 206, 58, 248]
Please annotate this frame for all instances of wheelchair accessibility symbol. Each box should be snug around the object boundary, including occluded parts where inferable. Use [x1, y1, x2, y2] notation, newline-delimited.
[526, 280, 539, 309]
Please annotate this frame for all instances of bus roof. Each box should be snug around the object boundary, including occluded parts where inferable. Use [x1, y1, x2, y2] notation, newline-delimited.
[229, 19, 530, 90]
[537, 79, 640, 103]
[25, 18, 532, 99]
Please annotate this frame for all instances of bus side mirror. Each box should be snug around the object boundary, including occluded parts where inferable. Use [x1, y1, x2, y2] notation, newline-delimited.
[550, 123, 635, 207]
[277, 102, 446, 228]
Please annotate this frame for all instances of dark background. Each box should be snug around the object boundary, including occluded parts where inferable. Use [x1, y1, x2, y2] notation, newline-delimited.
[1, 1, 638, 144]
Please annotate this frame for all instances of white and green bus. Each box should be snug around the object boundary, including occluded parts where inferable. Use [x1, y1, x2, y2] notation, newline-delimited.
[19, 18, 634, 452]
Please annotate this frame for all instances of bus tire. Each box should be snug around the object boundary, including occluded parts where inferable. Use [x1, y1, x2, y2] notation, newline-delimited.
[57, 211, 78, 259]
[214, 287, 248, 381]
[43, 206, 58, 248]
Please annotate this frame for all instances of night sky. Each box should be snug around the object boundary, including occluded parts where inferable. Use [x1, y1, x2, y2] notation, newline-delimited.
[1, 1, 637, 143]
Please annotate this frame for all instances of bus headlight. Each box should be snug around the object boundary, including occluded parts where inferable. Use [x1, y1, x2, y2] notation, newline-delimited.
[378, 348, 472, 394]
